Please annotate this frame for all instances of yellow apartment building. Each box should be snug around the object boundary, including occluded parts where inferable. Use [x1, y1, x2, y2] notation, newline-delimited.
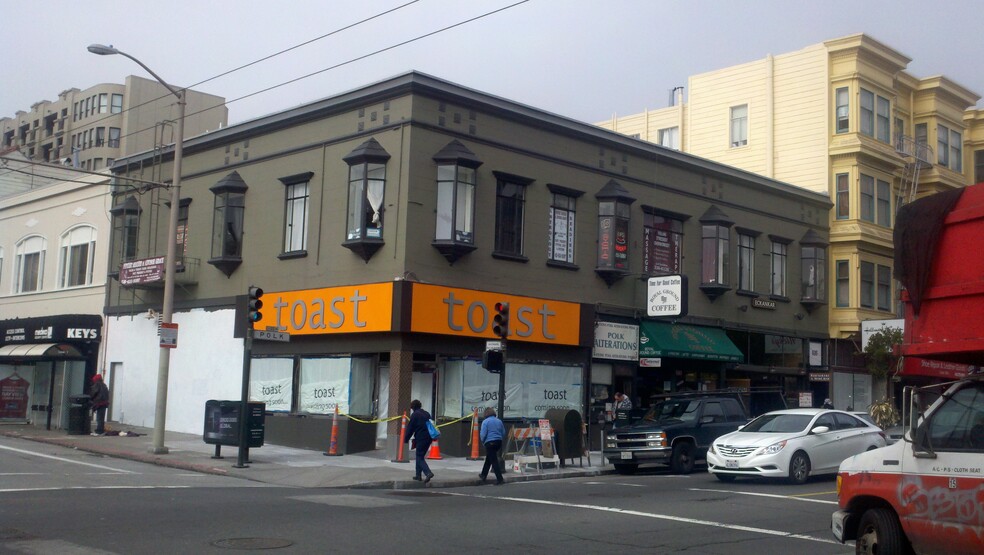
[599, 34, 983, 360]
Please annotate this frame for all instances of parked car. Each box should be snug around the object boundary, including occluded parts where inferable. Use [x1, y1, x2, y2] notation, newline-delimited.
[852, 411, 903, 445]
[603, 392, 749, 474]
[707, 408, 886, 484]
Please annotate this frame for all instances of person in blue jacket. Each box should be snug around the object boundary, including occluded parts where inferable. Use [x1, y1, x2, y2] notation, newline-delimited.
[479, 407, 505, 485]
[403, 399, 434, 483]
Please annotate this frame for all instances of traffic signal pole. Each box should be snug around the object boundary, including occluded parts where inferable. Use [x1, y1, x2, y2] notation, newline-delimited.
[493, 303, 509, 420]
[236, 286, 263, 468]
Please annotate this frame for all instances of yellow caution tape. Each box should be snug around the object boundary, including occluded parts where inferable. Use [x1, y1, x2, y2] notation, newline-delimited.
[342, 414, 403, 424]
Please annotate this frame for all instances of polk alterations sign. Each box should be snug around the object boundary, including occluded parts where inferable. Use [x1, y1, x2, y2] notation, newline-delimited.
[647, 275, 687, 317]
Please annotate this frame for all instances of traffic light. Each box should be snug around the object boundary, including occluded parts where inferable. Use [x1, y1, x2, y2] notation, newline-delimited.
[247, 286, 264, 325]
[492, 302, 509, 339]
[482, 349, 504, 373]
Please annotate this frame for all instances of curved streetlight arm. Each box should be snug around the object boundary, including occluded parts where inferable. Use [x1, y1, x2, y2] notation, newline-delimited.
[88, 42, 185, 455]
[87, 44, 182, 100]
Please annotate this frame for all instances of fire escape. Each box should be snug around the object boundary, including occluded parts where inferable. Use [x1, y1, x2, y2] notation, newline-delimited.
[895, 134, 933, 209]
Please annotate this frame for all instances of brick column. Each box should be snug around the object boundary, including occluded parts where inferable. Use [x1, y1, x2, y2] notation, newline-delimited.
[387, 349, 414, 461]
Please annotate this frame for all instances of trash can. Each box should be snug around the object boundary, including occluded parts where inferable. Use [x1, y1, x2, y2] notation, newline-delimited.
[68, 394, 91, 435]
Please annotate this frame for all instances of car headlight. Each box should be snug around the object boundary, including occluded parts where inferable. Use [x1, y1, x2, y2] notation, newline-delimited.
[761, 440, 787, 455]
[606, 434, 617, 441]
[708, 443, 716, 455]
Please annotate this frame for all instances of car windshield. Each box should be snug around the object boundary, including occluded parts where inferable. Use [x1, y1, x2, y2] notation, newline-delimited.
[642, 400, 699, 424]
[740, 413, 813, 433]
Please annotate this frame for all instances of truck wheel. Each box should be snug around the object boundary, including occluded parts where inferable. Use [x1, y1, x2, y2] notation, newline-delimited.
[787, 451, 810, 484]
[670, 442, 695, 474]
[855, 508, 910, 555]
[613, 463, 638, 475]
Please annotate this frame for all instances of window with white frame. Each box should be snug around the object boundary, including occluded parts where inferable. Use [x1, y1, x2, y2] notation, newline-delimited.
[835, 87, 849, 133]
[877, 265, 892, 311]
[730, 105, 748, 147]
[859, 174, 891, 226]
[835, 173, 850, 220]
[937, 124, 962, 172]
[737, 232, 755, 292]
[876, 96, 891, 143]
[111, 94, 123, 114]
[59, 226, 96, 288]
[770, 238, 788, 298]
[279, 173, 311, 253]
[548, 186, 579, 265]
[14, 236, 46, 293]
[860, 89, 874, 137]
[657, 127, 680, 149]
[99, 94, 108, 114]
[860, 261, 875, 309]
[836, 260, 850, 308]
[877, 178, 891, 227]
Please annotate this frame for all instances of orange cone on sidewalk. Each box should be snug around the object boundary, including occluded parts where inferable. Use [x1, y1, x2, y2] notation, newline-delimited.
[323, 405, 343, 456]
[392, 411, 409, 463]
[467, 409, 481, 460]
[426, 438, 443, 460]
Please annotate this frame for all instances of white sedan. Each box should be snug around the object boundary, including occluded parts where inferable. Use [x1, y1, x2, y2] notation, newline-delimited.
[706, 408, 886, 484]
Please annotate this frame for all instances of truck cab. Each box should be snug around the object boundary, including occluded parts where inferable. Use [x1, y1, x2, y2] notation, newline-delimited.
[832, 371, 984, 554]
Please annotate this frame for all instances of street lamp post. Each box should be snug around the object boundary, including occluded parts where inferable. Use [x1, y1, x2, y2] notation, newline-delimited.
[88, 44, 185, 454]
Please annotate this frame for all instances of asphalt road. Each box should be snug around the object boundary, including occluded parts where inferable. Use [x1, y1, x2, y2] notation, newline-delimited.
[1, 436, 852, 554]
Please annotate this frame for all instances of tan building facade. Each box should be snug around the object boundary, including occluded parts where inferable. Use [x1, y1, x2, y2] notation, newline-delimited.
[1, 75, 227, 173]
[599, 34, 983, 343]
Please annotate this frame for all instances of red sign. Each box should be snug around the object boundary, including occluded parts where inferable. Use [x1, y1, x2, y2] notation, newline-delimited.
[120, 256, 166, 286]
[0, 374, 30, 419]
[901, 357, 972, 380]
[160, 322, 178, 348]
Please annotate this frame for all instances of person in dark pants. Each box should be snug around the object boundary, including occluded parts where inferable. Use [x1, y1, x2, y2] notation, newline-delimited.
[89, 374, 110, 435]
[479, 407, 505, 485]
[403, 399, 434, 483]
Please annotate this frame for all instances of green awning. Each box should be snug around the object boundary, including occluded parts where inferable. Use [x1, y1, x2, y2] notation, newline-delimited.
[639, 322, 743, 362]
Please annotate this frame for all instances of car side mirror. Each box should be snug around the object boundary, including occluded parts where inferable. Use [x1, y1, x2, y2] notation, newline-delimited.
[810, 425, 830, 434]
[737, 424, 745, 431]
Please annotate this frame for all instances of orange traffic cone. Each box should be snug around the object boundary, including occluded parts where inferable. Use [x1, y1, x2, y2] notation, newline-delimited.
[426, 438, 443, 460]
[323, 405, 343, 456]
[392, 411, 409, 463]
[467, 409, 481, 460]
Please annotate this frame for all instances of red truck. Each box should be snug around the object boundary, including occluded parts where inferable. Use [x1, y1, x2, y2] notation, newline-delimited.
[832, 183, 984, 554]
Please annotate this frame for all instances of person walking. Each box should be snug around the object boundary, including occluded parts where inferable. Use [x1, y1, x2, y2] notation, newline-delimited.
[89, 374, 110, 436]
[403, 399, 434, 483]
[479, 407, 505, 485]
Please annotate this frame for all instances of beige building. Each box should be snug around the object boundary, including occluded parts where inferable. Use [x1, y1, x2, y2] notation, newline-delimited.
[599, 34, 983, 345]
[1, 75, 227, 173]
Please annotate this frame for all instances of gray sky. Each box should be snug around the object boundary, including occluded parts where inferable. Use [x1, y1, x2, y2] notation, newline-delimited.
[3, 0, 982, 127]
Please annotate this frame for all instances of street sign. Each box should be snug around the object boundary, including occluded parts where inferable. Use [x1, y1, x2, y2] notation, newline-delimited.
[253, 329, 290, 342]
[160, 322, 178, 348]
[485, 340, 503, 351]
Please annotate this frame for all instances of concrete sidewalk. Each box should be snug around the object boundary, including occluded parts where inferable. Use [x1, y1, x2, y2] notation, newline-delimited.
[0, 422, 612, 489]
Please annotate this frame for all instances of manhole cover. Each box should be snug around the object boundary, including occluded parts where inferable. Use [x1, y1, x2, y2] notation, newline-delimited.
[211, 538, 294, 549]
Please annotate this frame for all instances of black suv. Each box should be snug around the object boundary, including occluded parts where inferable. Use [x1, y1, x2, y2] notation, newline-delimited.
[603, 393, 749, 474]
